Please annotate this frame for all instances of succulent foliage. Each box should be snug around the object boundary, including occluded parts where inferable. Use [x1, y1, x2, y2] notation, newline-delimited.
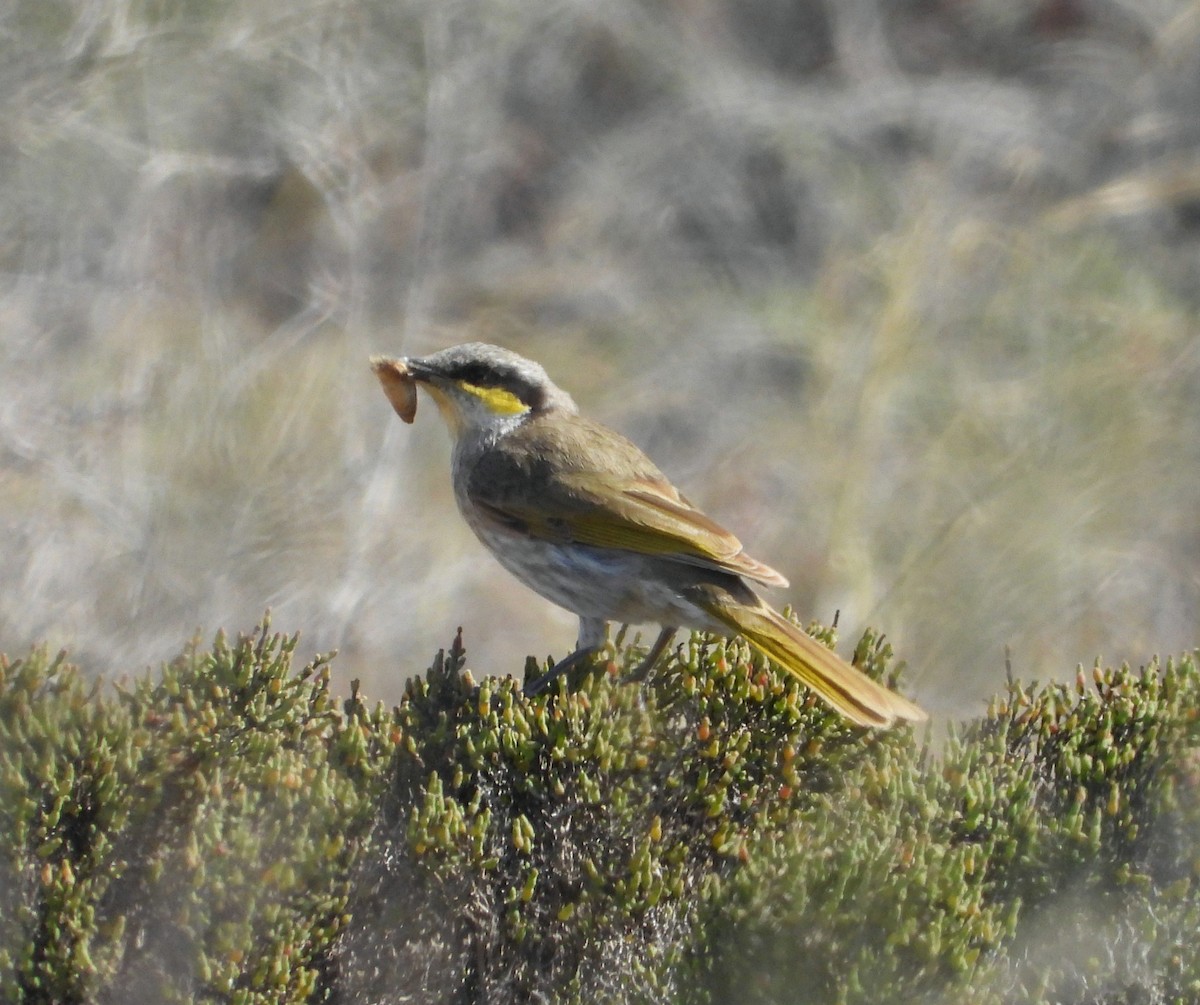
[2, 620, 1198, 1004]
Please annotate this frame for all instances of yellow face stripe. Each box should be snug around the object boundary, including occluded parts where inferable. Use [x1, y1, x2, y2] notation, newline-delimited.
[459, 381, 528, 415]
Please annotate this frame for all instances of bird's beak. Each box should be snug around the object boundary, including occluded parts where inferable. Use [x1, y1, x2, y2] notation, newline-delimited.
[400, 357, 437, 383]
[396, 356, 465, 435]
[370, 353, 469, 435]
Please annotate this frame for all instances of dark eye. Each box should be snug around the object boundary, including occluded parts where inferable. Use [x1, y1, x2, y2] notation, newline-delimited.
[453, 362, 500, 387]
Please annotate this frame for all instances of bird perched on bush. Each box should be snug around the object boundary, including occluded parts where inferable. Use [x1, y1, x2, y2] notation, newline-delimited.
[371, 343, 924, 727]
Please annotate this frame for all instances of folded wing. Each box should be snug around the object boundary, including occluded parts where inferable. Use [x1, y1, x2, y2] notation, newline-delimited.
[467, 415, 788, 588]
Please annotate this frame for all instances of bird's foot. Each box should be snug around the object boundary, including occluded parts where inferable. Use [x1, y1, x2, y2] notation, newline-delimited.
[523, 646, 602, 696]
[523, 625, 679, 695]
[625, 626, 678, 683]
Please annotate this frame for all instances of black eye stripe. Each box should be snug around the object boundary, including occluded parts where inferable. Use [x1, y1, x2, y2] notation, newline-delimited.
[450, 362, 502, 386]
[447, 364, 545, 409]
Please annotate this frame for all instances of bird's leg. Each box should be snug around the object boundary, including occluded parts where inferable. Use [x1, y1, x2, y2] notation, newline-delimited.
[523, 617, 607, 696]
[626, 625, 678, 682]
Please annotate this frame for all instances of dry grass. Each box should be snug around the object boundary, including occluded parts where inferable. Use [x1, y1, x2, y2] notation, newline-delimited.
[2, 0, 1198, 715]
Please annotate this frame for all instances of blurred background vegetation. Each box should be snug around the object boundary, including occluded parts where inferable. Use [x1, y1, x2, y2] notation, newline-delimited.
[2, 0, 1199, 714]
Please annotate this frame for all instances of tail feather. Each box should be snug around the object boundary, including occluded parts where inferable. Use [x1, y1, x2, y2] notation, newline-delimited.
[691, 589, 927, 728]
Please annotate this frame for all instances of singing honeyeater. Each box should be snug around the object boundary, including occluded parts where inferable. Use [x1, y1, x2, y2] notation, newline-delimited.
[370, 343, 925, 727]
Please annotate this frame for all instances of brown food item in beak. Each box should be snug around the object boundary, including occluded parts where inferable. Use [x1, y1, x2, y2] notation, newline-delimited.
[370, 355, 417, 423]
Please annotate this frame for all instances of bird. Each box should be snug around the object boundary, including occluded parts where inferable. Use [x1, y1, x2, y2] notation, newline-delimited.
[370, 343, 925, 727]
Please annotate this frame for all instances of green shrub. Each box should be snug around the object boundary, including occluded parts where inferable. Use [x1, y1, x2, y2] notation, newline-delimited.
[2, 620, 1197, 1004]
[0, 623, 395, 1004]
[338, 626, 903, 1003]
[699, 657, 1200, 1005]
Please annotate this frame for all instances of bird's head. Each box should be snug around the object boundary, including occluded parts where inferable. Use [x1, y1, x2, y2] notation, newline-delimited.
[396, 342, 577, 440]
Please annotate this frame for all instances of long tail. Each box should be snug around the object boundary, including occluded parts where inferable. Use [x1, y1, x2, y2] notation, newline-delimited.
[688, 587, 927, 728]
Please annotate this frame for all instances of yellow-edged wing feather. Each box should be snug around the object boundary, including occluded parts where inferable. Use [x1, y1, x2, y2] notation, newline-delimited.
[466, 413, 787, 587]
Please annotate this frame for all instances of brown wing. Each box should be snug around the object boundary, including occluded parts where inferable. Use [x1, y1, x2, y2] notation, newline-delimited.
[466, 413, 788, 588]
